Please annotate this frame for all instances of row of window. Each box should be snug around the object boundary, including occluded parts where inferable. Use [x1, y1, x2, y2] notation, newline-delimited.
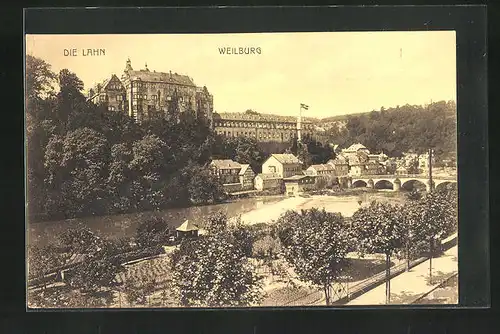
[216, 130, 297, 140]
[215, 121, 312, 130]
[220, 122, 314, 130]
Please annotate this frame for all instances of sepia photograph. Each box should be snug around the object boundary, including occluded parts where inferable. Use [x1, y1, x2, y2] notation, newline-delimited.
[25, 31, 458, 309]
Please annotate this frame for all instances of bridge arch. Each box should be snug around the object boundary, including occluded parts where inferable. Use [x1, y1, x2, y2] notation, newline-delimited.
[401, 179, 427, 192]
[374, 179, 394, 190]
[352, 180, 367, 188]
[435, 181, 457, 192]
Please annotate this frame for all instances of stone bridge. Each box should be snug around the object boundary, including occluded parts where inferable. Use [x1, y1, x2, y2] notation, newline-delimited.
[348, 174, 457, 192]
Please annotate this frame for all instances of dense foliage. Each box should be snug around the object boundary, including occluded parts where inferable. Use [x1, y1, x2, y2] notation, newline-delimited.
[276, 208, 351, 305]
[26, 56, 228, 222]
[325, 101, 457, 163]
[351, 201, 404, 303]
[170, 236, 262, 307]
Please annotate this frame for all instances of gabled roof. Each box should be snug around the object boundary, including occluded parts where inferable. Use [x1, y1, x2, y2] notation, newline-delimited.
[269, 154, 302, 165]
[239, 164, 253, 175]
[256, 173, 282, 180]
[345, 143, 368, 152]
[87, 74, 124, 100]
[210, 159, 242, 169]
[176, 220, 199, 232]
[127, 70, 196, 87]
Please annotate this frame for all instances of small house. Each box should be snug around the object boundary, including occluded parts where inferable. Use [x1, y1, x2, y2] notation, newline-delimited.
[327, 155, 349, 176]
[306, 164, 336, 180]
[254, 173, 283, 191]
[283, 175, 316, 196]
[210, 159, 242, 184]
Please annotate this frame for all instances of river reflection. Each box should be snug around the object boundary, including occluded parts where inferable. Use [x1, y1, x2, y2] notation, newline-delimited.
[27, 196, 285, 247]
[27, 191, 403, 247]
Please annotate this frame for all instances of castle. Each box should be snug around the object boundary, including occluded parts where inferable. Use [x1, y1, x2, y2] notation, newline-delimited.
[87, 59, 214, 125]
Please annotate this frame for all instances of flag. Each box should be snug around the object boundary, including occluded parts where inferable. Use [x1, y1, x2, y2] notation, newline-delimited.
[300, 103, 309, 110]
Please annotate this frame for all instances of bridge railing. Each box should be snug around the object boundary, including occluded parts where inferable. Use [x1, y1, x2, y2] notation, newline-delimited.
[352, 174, 456, 180]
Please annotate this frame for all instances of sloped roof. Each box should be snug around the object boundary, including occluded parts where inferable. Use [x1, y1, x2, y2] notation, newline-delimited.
[308, 164, 335, 172]
[87, 74, 124, 100]
[270, 154, 301, 165]
[345, 143, 368, 152]
[176, 220, 199, 232]
[283, 175, 312, 181]
[210, 159, 242, 169]
[239, 164, 253, 175]
[127, 70, 196, 87]
[256, 173, 282, 180]
[328, 155, 348, 165]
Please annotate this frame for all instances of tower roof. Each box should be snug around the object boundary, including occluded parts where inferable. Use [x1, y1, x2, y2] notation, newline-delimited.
[176, 220, 199, 232]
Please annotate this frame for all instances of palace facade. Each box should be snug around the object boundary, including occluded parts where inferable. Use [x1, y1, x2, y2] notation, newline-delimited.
[213, 112, 316, 143]
[87, 59, 214, 125]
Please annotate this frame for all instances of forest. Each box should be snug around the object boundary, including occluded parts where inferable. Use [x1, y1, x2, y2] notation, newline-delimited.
[323, 101, 457, 163]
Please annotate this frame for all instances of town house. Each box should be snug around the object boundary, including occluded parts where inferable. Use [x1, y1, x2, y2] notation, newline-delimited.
[262, 154, 302, 178]
[209, 159, 242, 185]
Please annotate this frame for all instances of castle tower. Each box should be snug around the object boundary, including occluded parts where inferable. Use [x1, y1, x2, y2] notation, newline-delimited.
[124, 58, 133, 73]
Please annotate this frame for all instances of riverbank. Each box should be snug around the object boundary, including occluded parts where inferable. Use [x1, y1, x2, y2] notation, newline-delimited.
[28, 189, 405, 248]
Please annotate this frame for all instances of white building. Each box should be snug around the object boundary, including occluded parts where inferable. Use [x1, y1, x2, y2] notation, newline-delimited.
[261, 154, 302, 179]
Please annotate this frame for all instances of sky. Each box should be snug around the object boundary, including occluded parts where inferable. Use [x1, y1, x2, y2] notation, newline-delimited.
[25, 32, 456, 118]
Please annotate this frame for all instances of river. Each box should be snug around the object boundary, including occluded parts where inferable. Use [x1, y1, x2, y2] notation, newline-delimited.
[27, 190, 404, 248]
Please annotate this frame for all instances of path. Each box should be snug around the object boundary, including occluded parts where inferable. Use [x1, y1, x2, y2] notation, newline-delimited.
[346, 244, 458, 305]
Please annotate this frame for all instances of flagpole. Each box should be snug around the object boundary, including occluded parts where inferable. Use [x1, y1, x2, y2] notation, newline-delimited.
[298, 104, 302, 143]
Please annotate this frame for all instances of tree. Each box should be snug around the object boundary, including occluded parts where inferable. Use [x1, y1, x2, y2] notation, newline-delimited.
[54, 69, 87, 129]
[26, 55, 57, 102]
[252, 235, 281, 263]
[27, 244, 65, 288]
[135, 217, 171, 248]
[128, 134, 168, 210]
[276, 208, 351, 305]
[398, 202, 428, 272]
[170, 234, 262, 307]
[409, 191, 456, 284]
[57, 227, 105, 257]
[351, 201, 404, 304]
[68, 256, 124, 294]
[205, 211, 228, 234]
[44, 127, 110, 218]
[186, 165, 225, 205]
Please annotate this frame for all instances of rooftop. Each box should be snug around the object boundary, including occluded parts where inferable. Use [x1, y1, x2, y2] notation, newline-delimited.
[210, 159, 242, 169]
[256, 173, 282, 180]
[270, 153, 302, 165]
[283, 175, 312, 181]
[344, 143, 369, 152]
[308, 164, 336, 172]
[126, 69, 196, 87]
[176, 220, 199, 232]
[239, 164, 252, 176]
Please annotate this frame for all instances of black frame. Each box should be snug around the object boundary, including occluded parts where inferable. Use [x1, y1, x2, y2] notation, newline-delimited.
[23, 4, 488, 311]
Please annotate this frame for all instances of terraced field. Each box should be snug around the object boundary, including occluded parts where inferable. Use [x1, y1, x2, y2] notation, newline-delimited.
[115, 255, 172, 291]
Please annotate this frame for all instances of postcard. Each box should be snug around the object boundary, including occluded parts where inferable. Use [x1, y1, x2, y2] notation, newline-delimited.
[25, 32, 458, 308]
